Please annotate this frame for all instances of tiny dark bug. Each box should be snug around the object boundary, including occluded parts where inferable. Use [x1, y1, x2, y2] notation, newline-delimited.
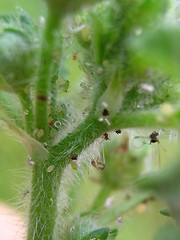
[49, 120, 54, 127]
[37, 94, 47, 102]
[134, 130, 162, 168]
[115, 130, 122, 135]
[69, 155, 78, 161]
[72, 54, 77, 61]
[103, 133, 109, 141]
[149, 131, 159, 144]
[102, 108, 109, 116]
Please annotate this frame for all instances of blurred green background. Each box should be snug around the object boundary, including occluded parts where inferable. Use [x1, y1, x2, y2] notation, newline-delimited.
[0, 0, 45, 207]
[0, 0, 45, 20]
[0, 1, 179, 240]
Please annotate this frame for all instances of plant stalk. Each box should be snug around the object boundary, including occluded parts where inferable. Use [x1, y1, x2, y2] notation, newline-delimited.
[35, 10, 60, 142]
[27, 158, 62, 239]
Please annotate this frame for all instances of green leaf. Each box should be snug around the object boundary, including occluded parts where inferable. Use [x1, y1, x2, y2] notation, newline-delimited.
[108, 228, 118, 240]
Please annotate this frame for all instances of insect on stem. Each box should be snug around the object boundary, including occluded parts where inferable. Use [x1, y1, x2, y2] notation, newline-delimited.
[149, 131, 161, 169]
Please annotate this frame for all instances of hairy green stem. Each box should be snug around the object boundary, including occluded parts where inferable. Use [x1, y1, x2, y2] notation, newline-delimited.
[19, 90, 34, 135]
[110, 109, 180, 130]
[50, 114, 108, 167]
[29, 8, 62, 240]
[28, 114, 107, 239]
[35, 10, 60, 142]
[27, 107, 180, 239]
[51, 108, 180, 169]
[49, 62, 59, 125]
[28, 158, 61, 240]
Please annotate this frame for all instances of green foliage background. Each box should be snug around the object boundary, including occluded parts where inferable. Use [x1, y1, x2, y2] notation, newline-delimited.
[0, 0, 45, 20]
[0, 0, 43, 203]
[0, 0, 180, 240]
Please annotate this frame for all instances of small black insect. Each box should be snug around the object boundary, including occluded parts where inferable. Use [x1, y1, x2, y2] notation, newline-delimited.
[69, 155, 78, 161]
[103, 133, 109, 141]
[102, 108, 109, 116]
[115, 129, 122, 134]
[149, 131, 159, 144]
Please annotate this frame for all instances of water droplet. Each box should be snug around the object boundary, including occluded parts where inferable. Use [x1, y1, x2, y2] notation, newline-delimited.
[140, 83, 154, 93]
[98, 117, 104, 122]
[47, 165, 55, 173]
[54, 121, 61, 129]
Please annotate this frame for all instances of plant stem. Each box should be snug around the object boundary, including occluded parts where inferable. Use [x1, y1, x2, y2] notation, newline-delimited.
[35, 10, 60, 142]
[27, 113, 107, 239]
[28, 158, 61, 240]
[110, 109, 180, 130]
[29, 9, 62, 239]
[19, 90, 34, 135]
[50, 108, 180, 170]
[50, 113, 108, 167]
